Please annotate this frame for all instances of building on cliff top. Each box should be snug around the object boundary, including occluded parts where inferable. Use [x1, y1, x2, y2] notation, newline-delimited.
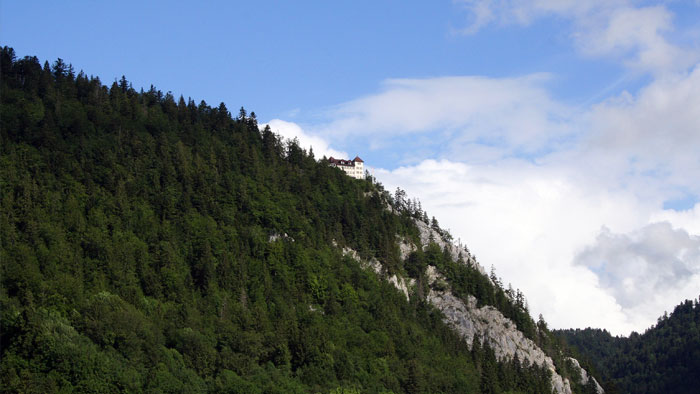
[328, 156, 364, 179]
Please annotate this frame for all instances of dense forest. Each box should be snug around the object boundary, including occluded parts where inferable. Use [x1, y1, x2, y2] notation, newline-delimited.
[1, 47, 592, 393]
[556, 297, 700, 394]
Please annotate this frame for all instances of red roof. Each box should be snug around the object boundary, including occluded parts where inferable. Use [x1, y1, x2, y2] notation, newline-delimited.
[328, 157, 354, 166]
[329, 156, 364, 167]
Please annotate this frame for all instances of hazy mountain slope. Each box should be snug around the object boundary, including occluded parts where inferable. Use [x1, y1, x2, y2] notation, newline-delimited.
[556, 298, 700, 394]
[1, 47, 597, 393]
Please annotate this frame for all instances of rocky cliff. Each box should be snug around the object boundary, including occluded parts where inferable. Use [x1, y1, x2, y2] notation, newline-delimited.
[341, 217, 603, 394]
[425, 266, 603, 394]
[411, 220, 488, 277]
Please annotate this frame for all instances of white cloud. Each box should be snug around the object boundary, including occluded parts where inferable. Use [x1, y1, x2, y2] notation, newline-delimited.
[265, 3, 700, 335]
[454, 0, 497, 34]
[454, 0, 699, 73]
[582, 6, 699, 74]
[373, 159, 656, 335]
[327, 64, 700, 193]
[575, 223, 700, 329]
[344, 62, 700, 334]
[578, 65, 700, 197]
[652, 204, 700, 235]
[324, 75, 573, 158]
[262, 119, 348, 159]
[454, 0, 618, 29]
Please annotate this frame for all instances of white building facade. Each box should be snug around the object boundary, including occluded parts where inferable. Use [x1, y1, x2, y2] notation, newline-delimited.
[328, 156, 364, 179]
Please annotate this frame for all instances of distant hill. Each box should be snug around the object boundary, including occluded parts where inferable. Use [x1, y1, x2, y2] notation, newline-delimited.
[555, 297, 700, 394]
[1, 46, 598, 393]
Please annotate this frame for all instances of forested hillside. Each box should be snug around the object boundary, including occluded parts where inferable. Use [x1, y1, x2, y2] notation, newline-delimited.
[1, 47, 592, 393]
[556, 297, 700, 394]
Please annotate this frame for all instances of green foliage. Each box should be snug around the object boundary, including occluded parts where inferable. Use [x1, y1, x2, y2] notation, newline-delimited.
[0, 47, 574, 393]
[407, 243, 537, 342]
[556, 297, 700, 394]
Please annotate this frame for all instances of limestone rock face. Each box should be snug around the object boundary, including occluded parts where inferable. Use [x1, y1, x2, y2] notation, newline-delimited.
[387, 274, 415, 300]
[414, 220, 488, 277]
[426, 290, 572, 393]
[424, 267, 573, 394]
[414, 228, 604, 392]
[339, 225, 603, 394]
[566, 357, 605, 394]
[397, 236, 417, 261]
[341, 246, 382, 276]
[341, 245, 414, 300]
[268, 232, 294, 242]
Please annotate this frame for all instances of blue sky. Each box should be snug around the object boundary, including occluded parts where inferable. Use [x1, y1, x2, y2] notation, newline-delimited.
[3, 1, 646, 124]
[3, 0, 700, 335]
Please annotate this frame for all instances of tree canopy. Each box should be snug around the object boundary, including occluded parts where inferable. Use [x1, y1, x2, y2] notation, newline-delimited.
[556, 297, 700, 394]
[2, 47, 592, 393]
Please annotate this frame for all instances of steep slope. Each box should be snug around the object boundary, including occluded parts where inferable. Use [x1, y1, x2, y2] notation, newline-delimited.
[359, 216, 604, 394]
[1, 47, 597, 393]
[556, 298, 700, 394]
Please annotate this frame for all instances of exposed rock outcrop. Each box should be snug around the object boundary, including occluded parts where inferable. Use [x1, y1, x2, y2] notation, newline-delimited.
[338, 228, 602, 394]
[424, 266, 572, 394]
[566, 357, 604, 394]
[340, 245, 415, 300]
[414, 220, 488, 277]
[268, 232, 294, 242]
[387, 274, 415, 300]
[397, 236, 417, 261]
[340, 246, 382, 276]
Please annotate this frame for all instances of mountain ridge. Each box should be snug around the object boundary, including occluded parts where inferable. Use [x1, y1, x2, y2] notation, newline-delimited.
[555, 297, 700, 394]
[1, 46, 599, 393]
